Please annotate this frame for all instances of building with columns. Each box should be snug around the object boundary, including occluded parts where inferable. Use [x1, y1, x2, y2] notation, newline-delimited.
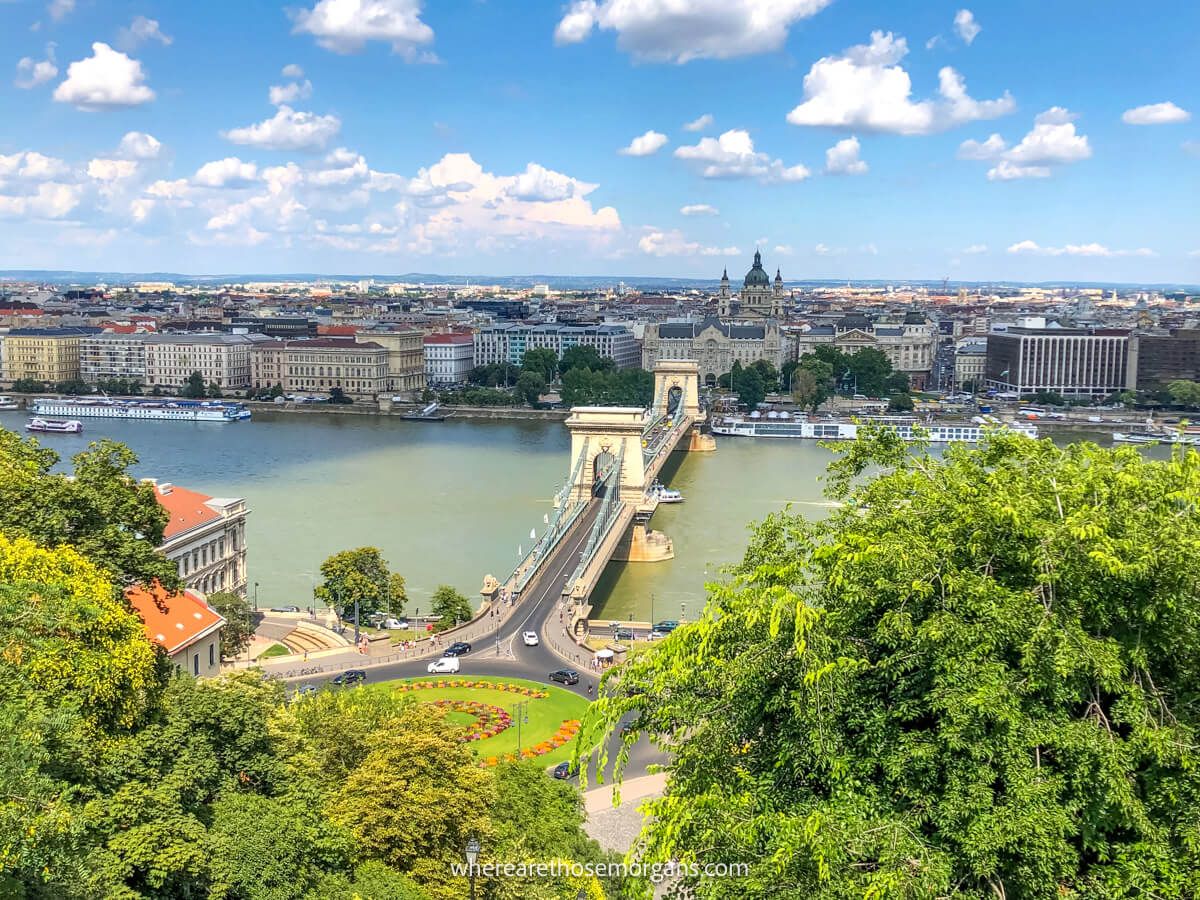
[792, 311, 938, 390]
[150, 480, 249, 599]
[641, 318, 790, 387]
[718, 250, 787, 318]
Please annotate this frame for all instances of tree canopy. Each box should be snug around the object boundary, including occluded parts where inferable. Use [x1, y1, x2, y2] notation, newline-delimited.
[520, 347, 559, 385]
[585, 432, 1200, 898]
[315, 547, 407, 618]
[207, 590, 254, 660]
[560, 367, 653, 408]
[559, 345, 615, 377]
[429, 584, 473, 630]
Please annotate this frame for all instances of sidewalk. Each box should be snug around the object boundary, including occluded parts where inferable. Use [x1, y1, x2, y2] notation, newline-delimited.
[582, 773, 667, 855]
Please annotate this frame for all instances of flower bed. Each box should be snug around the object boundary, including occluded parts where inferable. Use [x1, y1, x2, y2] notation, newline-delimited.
[395, 679, 549, 698]
[427, 698, 513, 741]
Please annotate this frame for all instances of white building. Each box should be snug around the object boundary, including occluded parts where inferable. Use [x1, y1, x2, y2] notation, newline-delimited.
[150, 480, 249, 598]
[80, 333, 150, 382]
[474, 323, 639, 369]
[143, 333, 273, 392]
[424, 332, 475, 387]
[792, 311, 938, 390]
[641, 318, 790, 386]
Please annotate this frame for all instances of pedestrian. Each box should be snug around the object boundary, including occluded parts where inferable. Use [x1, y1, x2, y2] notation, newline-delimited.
[303, 650, 308, 662]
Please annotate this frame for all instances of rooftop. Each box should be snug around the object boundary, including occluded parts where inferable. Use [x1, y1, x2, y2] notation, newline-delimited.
[125, 582, 224, 655]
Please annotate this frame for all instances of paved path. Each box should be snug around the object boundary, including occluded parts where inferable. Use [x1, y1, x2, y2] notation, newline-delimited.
[583, 773, 667, 855]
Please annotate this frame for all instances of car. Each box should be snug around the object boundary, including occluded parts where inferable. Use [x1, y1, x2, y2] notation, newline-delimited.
[653, 620, 679, 633]
[549, 669, 579, 685]
[522, 631, 539, 646]
[269, 605, 300, 613]
[332, 669, 366, 686]
[296, 684, 318, 697]
[443, 641, 472, 657]
[428, 657, 460, 674]
[381, 617, 409, 630]
[647, 629, 668, 641]
[613, 628, 634, 641]
[552, 761, 579, 780]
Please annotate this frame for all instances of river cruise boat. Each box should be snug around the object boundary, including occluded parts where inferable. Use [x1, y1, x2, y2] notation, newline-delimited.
[712, 415, 1038, 443]
[649, 482, 684, 503]
[26, 417, 83, 434]
[0, 396, 19, 410]
[1113, 431, 1200, 446]
[29, 397, 252, 423]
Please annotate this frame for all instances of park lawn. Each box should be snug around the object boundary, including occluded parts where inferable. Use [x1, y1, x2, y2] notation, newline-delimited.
[258, 643, 290, 659]
[373, 676, 590, 766]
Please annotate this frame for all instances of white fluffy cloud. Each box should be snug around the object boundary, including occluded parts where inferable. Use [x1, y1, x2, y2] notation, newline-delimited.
[954, 9, 981, 45]
[786, 31, 1014, 135]
[824, 136, 867, 175]
[117, 131, 162, 160]
[1122, 102, 1191, 125]
[0, 151, 70, 181]
[0, 182, 82, 219]
[270, 80, 314, 105]
[675, 129, 810, 183]
[554, 0, 833, 63]
[222, 105, 342, 152]
[282, 64, 305, 79]
[292, 0, 436, 60]
[683, 113, 713, 132]
[15, 45, 57, 89]
[618, 130, 668, 157]
[119, 16, 173, 49]
[53, 43, 155, 111]
[680, 203, 718, 216]
[638, 228, 737, 257]
[963, 243, 988, 254]
[47, 0, 73, 23]
[957, 133, 1006, 160]
[193, 157, 260, 188]
[959, 108, 1092, 180]
[1007, 240, 1156, 257]
[87, 158, 139, 181]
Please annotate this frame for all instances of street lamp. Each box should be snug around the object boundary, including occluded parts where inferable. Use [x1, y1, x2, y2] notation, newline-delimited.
[253, 581, 259, 612]
[464, 837, 481, 900]
[681, 602, 686, 623]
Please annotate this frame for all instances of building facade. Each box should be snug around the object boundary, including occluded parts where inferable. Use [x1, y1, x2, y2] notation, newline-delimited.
[641, 318, 789, 386]
[792, 312, 938, 390]
[718, 250, 787, 318]
[80, 333, 150, 382]
[251, 337, 390, 397]
[424, 333, 475, 387]
[953, 339, 988, 390]
[151, 480, 249, 598]
[474, 323, 639, 369]
[356, 330, 424, 395]
[2, 327, 99, 384]
[126, 583, 225, 677]
[985, 322, 1129, 397]
[1126, 329, 1200, 391]
[143, 333, 270, 392]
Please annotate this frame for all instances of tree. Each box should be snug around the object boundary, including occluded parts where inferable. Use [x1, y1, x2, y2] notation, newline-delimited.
[1166, 379, 1200, 408]
[207, 381, 224, 399]
[514, 370, 546, 406]
[734, 366, 766, 410]
[559, 345, 613, 376]
[584, 433, 1200, 898]
[520, 347, 559, 385]
[429, 584, 473, 630]
[183, 371, 207, 398]
[11, 377, 45, 393]
[887, 391, 914, 411]
[208, 590, 254, 660]
[749, 359, 779, 391]
[315, 547, 400, 619]
[269, 382, 284, 398]
[0, 430, 177, 588]
[961, 379, 980, 394]
[329, 386, 353, 404]
[846, 346, 894, 397]
[388, 572, 409, 617]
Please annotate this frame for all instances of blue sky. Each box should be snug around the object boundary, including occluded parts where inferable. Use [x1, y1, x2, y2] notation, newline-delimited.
[0, 0, 1196, 282]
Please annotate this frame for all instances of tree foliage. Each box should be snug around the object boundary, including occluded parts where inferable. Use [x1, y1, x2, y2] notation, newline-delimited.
[207, 590, 254, 660]
[514, 370, 546, 406]
[520, 347, 559, 385]
[559, 345, 614, 377]
[315, 547, 406, 618]
[429, 584, 473, 630]
[1167, 379, 1200, 408]
[560, 367, 654, 408]
[183, 371, 207, 398]
[585, 433, 1200, 898]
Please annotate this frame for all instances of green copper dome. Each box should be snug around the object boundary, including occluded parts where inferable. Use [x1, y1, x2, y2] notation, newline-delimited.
[743, 250, 770, 287]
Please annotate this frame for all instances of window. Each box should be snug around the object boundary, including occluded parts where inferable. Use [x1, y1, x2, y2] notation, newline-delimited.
[193, 653, 199, 676]
[209, 643, 214, 667]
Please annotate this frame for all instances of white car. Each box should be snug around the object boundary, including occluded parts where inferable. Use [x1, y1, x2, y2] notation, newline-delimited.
[522, 631, 539, 647]
[381, 618, 408, 630]
[427, 657, 460, 674]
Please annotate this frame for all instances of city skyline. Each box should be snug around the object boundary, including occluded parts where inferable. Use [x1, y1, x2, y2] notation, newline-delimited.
[0, 0, 1196, 281]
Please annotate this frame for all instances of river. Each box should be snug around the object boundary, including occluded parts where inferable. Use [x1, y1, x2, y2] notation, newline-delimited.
[0, 409, 1149, 621]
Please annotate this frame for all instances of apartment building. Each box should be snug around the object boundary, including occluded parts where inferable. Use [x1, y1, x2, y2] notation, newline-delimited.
[1, 326, 100, 384]
[985, 319, 1129, 397]
[356, 329, 424, 394]
[474, 323, 639, 369]
[80, 333, 150, 382]
[792, 311, 938, 390]
[150, 480, 249, 599]
[953, 339, 988, 390]
[424, 333, 475, 387]
[143, 333, 271, 392]
[251, 337, 390, 397]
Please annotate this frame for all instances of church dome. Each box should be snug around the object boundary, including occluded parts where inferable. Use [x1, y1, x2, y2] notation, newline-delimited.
[743, 250, 770, 287]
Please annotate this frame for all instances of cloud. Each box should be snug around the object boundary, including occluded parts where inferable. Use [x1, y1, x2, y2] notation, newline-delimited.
[53, 42, 155, 110]
[786, 31, 1014, 135]
[824, 136, 867, 175]
[675, 129, 810, 183]
[986, 161, 1051, 181]
[87, 158, 140, 182]
[0, 151, 70, 181]
[117, 131, 162, 160]
[638, 227, 737, 257]
[0, 181, 82, 219]
[680, 203, 718, 216]
[118, 16, 172, 49]
[505, 162, 592, 202]
[193, 157, 260, 188]
[281, 64, 305, 79]
[954, 9, 981, 45]
[618, 130, 668, 157]
[963, 243, 988, 254]
[47, 0, 73, 22]
[1007, 240, 1156, 257]
[814, 242, 844, 256]
[960, 108, 1092, 179]
[554, 0, 833, 63]
[957, 133, 1006, 160]
[774, 244, 793, 255]
[1122, 101, 1191, 125]
[270, 80, 314, 105]
[222, 105, 342, 152]
[291, 0, 436, 60]
[14, 44, 58, 89]
[683, 113, 713, 132]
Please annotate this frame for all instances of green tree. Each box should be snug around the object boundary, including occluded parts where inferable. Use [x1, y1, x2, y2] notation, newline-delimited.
[54, 378, 92, 395]
[734, 366, 766, 410]
[750, 359, 779, 391]
[388, 572, 409, 617]
[888, 391, 914, 411]
[0, 430, 177, 587]
[11, 377, 46, 393]
[520, 347, 559, 385]
[315, 547, 399, 619]
[1166, 379, 1200, 407]
[183, 371, 207, 398]
[429, 584, 473, 630]
[207, 381, 224, 398]
[793, 359, 835, 413]
[846, 346, 894, 396]
[585, 432, 1200, 898]
[269, 382, 284, 398]
[207, 590, 254, 660]
[559, 345, 613, 376]
[329, 386, 353, 404]
[514, 370, 546, 406]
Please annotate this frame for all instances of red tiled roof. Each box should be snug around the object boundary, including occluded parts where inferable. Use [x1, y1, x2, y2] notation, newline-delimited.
[153, 483, 221, 540]
[423, 333, 473, 345]
[317, 325, 359, 336]
[125, 582, 225, 654]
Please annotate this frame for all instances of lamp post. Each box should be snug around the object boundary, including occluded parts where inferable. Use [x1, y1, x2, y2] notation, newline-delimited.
[253, 581, 259, 612]
[511, 700, 530, 753]
[681, 601, 686, 623]
[465, 837, 481, 900]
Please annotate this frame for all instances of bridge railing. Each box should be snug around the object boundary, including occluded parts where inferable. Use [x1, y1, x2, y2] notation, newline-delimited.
[507, 437, 590, 595]
[564, 441, 627, 596]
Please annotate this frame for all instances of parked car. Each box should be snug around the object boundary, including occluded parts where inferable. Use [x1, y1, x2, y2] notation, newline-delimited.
[647, 629, 668, 641]
[296, 684, 318, 697]
[269, 605, 300, 613]
[614, 628, 634, 641]
[549, 669, 579, 685]
[443, 641, 472, 657]
[381, 617, 408, 630]
[332, 669, 366, 686]
[552, 761, 579, 780]
[522, 631, 539, 646]
[428, 657, 460, 674]
[653, 620, 679, 633]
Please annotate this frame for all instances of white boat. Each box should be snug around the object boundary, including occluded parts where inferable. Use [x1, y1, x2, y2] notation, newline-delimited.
[29, 397, 251, 422]
[1113, 431, 1200, 446]
[26, 417, 83, 434]
[0, 396, 19, 410]
[649, 482, 684, 503]
[712, 416, 1038, 443]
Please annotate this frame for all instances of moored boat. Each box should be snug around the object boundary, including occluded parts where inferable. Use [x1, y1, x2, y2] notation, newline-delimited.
[1113, 431, 1200, 446]
[30, 397, 251, 422]
[0, 395, 19, 410]
[712, 416, 1037, 443]
[26, 417, 84, 434]
[649, 482, 684, 503]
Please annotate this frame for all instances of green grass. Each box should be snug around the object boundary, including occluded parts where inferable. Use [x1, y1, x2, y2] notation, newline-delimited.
[258, 643, 291, 659]
[368, 676, 590, 765]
